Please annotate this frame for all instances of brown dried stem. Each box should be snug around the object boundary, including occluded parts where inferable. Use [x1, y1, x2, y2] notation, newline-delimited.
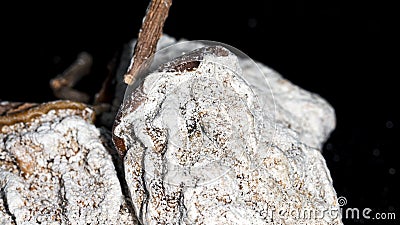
[92, 54, 119, 115]
[124, 0, 173, 85]
[50, 52, 92, 103]
[0, 100, 94, 131]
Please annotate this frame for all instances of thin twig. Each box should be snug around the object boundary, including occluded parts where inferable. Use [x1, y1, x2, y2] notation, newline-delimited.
[50, 52, 92, 103]
[92, 53, 119, 115]
[124, 0, 173, 85]
[94, 54, 117, 105]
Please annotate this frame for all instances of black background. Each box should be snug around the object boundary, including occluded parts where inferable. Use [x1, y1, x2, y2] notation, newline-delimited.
[1, 1, 398, 224]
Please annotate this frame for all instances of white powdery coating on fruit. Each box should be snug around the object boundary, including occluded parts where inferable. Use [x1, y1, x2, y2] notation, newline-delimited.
[0, 108, 135, 224]
[117, 37, 342, 225]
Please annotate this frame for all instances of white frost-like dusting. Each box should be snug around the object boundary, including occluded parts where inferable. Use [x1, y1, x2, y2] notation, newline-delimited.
[114, 37, 341, 225]
[0, 107, 135, 224]
[0, 35, 340, 225]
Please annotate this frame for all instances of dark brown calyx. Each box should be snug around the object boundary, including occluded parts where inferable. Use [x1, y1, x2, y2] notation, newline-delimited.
[166, 61, 200, 73]
[158, 45, 230, 73]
